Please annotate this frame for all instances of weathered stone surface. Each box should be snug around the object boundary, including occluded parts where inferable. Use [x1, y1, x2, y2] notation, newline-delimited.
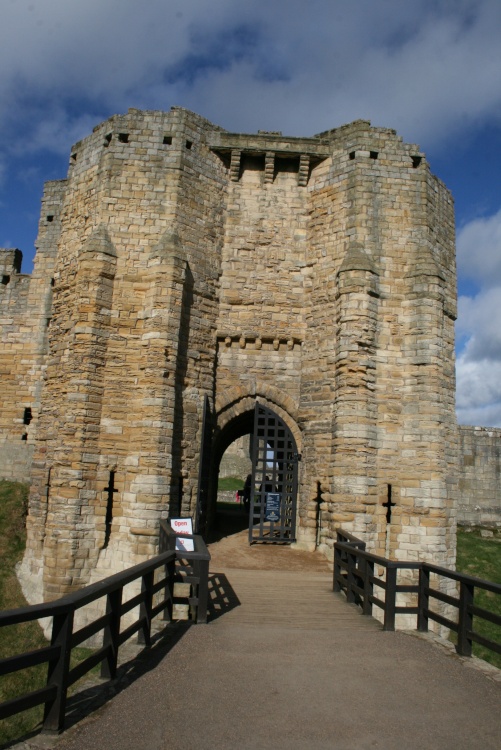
[458, 426, 501, 527]
[0, 107, 485, 612]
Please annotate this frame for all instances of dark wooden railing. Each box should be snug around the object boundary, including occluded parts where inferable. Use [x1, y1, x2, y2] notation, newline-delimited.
[334, 530, 501, 659]
[417, 562, 501, 658]
[0, 524, 211, 735]
[334, 530, 420, 631]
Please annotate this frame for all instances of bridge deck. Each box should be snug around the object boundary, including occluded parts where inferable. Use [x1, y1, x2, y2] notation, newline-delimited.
[49, 531, 500, 750]
[208, 567, 379, 629]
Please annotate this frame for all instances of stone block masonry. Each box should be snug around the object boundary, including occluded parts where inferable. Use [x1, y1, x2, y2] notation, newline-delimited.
[458, 425, 501, 527]
[0, 107, 480, 615]
[0, 179, 61, 481]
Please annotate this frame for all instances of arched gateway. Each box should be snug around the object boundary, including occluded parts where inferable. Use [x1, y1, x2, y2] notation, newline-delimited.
[7, 108, 458, 606]
[200, 400, 299, 543]
[248, 403, 299, 544]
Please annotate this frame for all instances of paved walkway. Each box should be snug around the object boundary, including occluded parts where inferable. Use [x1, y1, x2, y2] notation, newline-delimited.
[23, 530, 501, 750]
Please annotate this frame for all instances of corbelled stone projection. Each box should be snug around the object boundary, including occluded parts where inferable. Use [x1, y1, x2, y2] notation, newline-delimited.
[1, 107, 461, 604]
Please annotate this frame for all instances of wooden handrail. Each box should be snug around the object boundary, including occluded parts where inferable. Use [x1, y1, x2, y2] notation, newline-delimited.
[0, 550, 176, 626]
[334, 530, 501, 660]
[0, 523, 211, 734]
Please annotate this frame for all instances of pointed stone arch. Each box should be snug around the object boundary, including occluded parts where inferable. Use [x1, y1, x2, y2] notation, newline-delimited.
[215, 384, 300, 449]
[206, 388, 302, 542]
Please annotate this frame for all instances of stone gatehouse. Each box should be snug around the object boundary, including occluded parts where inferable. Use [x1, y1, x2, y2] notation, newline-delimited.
[1, 107, 464, 602]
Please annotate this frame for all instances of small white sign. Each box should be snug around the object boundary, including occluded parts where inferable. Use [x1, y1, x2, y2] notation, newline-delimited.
[170, 518, 195, 552]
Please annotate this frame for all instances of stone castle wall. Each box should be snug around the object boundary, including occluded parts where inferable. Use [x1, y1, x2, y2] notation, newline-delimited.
[458, 425, 501, 527]
[18, 109, 229, 598]
[0, 177, 60, 481]
[219, 435, 251, 479]
[211, 121, 458, 569]
[0, 107, 476, 610]
[0, 248, 32, 480]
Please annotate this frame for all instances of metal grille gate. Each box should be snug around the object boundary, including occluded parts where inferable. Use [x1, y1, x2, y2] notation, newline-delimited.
[249, 403, 299, 543]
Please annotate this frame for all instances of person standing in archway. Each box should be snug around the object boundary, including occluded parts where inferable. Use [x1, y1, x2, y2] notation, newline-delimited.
[243, 473, 252, 511]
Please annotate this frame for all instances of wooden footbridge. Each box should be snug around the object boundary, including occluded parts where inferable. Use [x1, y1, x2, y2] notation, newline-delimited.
[1, 523, 501, 750]
[208, 567, 378, 630]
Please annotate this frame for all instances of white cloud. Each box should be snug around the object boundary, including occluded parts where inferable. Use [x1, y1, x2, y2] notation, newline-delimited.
[457, 288, 501, 362]
[0, 0, 501, 156]
[456, 355, 501, 427]
[127, 0, 501, 145]
[12, 109, 104, 157]
[457, 208, 501, 289]
[456, 206, 501, 425]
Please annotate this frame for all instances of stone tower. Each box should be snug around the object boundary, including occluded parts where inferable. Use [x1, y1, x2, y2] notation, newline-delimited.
[2, 108, 457, 602]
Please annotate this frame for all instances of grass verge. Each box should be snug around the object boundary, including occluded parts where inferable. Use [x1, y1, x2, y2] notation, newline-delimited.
[456, 527, 501, 669]
[0, 481, 97, 747]
[0, 480, 46, 745]
[217, 476, 244, 492]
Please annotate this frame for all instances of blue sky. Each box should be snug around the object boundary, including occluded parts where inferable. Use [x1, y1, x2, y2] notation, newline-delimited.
[1, 0, 501, 425]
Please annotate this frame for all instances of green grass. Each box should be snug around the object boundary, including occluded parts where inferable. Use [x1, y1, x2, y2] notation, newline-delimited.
[0, 480, 47, 744]
[0, 480, 30, 609]
[0, 481, 97, 746]
[456, 527, 501, 669]
[217, 476, 244, 492]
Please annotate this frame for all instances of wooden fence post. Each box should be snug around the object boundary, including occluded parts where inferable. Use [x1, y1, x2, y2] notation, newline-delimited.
[43, 609, 74, 733]
[333, 544, 342, 592]
[346, 549, 357, 604]
[362, 558, 373, 616]
[163, 558, 175, 621]
[383, 565, 397, 631]
[101, 588, 123, 679]
[138, 572, 154, 646]
[456, 580, 474, 656]
[196, 558, 209, 624]
[417, 566, 429, 632]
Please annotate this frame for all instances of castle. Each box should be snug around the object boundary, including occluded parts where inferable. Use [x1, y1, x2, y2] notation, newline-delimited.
[0, 107, 499, 605]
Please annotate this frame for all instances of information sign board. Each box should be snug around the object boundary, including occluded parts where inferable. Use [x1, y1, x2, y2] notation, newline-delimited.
[170, 517, 195, 552]
[265, 492, 281, 522]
